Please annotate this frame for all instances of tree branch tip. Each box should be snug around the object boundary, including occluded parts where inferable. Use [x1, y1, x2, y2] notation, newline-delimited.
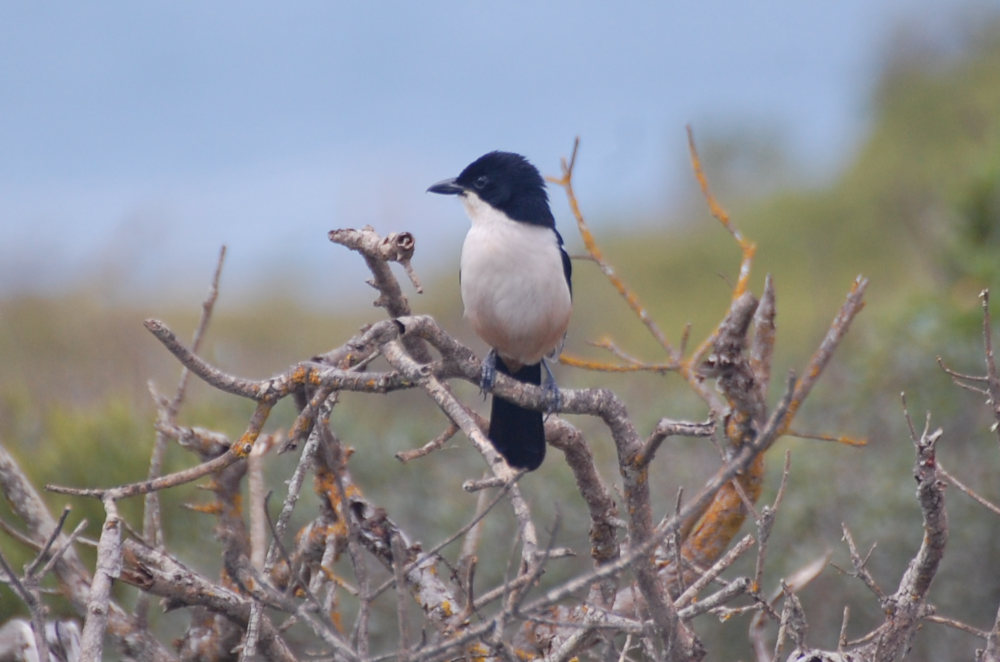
[462, 476, 508, 492]
[537, 547, 576, 561]
[786, 429, 868, 447]
[567, 135, 580, 170]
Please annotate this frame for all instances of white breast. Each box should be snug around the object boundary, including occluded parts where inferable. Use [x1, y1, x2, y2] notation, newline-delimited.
[459, 194, 572, 367]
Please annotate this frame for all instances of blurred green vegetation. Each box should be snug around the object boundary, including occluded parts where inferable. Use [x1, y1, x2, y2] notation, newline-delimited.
[2, 16, 999, 660]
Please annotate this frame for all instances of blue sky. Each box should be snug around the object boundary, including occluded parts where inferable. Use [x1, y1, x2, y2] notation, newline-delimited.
[0, 2, 984, 304]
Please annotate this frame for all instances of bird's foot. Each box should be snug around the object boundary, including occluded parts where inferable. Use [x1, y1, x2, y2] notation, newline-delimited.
[541, 358, 561, 417]
[480, 349, 498, 398]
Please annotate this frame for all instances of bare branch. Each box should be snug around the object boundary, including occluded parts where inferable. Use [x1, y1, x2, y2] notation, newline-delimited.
[687, 125, 757, 299]
[24, 505, 72, 578]
[939, 461, 1000, 517]
[980, 601, 1000, 662]
[0, 549, 50, 662]
[47, 446, 243, 500]
[396, 422, 460, 462]
[546, 417, 620, 603]
[80, 496, 122, 662]
[980, 289, 1000, 438]
[782, 276, 868, 433]
[0, 443, 175, 661]
[120, 539, 298, 661]
[330, 225, 432, 364]
[750, 274, 777, 401]
[863, 421, 946, 660]
[837, 523, 885, 600]
[674, 533, 755, 608]
[637, 417, 716, 470]
[143, 243, 226, 560]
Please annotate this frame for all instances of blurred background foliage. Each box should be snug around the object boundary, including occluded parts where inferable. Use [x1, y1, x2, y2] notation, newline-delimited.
[2, 17, 1000, 661]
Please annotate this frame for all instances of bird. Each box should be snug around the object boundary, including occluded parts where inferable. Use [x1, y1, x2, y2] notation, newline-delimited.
[428, 151, 572, 471]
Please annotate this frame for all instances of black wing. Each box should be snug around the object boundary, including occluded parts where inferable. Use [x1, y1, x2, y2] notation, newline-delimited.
[555, 229, 572, 297]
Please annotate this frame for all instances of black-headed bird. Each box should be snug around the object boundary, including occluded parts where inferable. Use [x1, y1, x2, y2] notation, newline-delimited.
[429, 151, 572, 470]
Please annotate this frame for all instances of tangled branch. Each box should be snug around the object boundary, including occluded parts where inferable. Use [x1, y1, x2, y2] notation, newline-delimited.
[20, 138, 999, 662]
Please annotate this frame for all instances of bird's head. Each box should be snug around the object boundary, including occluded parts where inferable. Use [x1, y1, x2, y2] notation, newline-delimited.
[428, 151, 554, 227]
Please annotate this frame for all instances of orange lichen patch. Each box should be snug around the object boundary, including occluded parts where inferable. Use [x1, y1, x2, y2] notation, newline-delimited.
[188, 492, 243, 520]
[467, 643, 490, 662]
[681, 453, 764, 572]
[330, 609, 344, 633]
[296, 521, 333, 549]
[725, 412, 754, 444]
[315, 473, 360, 510]
[317, 565, 343, 584]
[232, 433, 256, 457]
[314, 465, 340, 502]
[290, 364, 310, 385]
[311, 460, 360, 559]
[220, 567, 239, 592]
[186, 501, 224, 515]
[287, 415, 312, 439]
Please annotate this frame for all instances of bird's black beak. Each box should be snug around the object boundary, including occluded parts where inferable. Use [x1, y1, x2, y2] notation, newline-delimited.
[427, 178, 464, 195]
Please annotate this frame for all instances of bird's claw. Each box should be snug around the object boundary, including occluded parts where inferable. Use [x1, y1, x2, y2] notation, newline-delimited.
[480, 349, 497, 398]
[541, 359, 561, 417]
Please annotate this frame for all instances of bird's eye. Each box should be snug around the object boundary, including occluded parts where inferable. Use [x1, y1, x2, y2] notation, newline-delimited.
[473, 175, 488, 190]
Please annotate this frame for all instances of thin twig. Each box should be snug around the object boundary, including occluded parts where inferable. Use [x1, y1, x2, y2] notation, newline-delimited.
[938, 462, 1000, 517]
[143, 244, 226, 546]
[674, 534, 755, 607]
[395, 422, 460, 463]
[24, 506, 72, 578]
[0, 550, 50, 662]
[47, 448, 243, 499]
[836, 523, 885, 600]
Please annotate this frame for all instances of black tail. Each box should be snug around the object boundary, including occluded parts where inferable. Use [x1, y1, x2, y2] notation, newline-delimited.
[488, 358, 545, 470]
